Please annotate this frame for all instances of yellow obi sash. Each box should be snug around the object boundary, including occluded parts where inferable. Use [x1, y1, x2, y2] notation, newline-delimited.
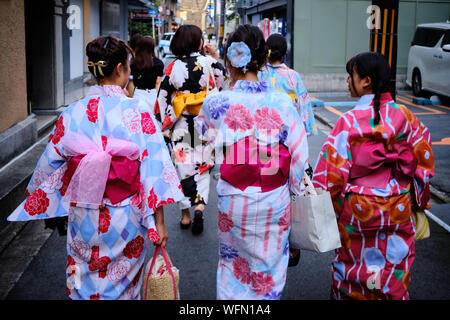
[288, 93, 296, 102]
[172, 90, 207, 118]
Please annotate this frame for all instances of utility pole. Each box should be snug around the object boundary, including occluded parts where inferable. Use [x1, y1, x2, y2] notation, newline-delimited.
[369, 0, 399, 100]
[219, 0, 225, 54]
[214, 0, 218, 40]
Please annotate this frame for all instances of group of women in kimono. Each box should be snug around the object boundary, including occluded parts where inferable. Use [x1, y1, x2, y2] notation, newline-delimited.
[7, 22, 434, 301]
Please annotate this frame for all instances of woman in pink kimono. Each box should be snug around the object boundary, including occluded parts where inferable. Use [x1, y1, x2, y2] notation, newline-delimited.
[7, 35, 184, 300]
[312, 52, 435, 300]
[196, 25, 309, 299]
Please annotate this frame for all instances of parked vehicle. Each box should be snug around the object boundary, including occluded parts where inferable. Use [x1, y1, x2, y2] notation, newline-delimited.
[406, 22, 450, 98]
[158, 32, 175, 58]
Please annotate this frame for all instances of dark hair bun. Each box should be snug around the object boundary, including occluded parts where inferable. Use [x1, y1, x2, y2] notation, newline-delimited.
[266, 33, 287, 63]
[86, 35, 132, 80]
[225, 24, 267, 73]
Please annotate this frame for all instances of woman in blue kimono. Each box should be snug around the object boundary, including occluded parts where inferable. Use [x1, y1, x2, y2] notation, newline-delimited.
[7, 35, 184, 300]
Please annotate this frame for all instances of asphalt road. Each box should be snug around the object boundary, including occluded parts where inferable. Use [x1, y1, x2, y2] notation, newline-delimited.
[5, 127, 450, 300]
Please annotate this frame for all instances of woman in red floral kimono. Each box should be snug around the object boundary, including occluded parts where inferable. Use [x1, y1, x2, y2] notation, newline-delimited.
[312, 52, 435, 300]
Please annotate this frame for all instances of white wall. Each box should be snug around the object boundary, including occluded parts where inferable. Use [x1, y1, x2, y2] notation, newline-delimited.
[69, 0, 84, 80]
[90, 0, 101, 40]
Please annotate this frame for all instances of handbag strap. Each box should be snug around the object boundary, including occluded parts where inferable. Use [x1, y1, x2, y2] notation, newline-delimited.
[143, 245, 178, 300]
[302, 171, 318, 196]
[206, 59, 217, 95]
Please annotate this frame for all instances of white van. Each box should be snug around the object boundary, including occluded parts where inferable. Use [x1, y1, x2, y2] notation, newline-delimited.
[406, 22, 450, 97]
[158, 32, 175, 58]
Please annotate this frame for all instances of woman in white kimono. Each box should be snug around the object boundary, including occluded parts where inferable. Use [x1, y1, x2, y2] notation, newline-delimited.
[195, 25, 309, 299]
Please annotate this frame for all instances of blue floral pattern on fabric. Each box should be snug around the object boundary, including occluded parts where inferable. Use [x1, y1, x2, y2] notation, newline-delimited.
[220, 243, 239, 260]
[208, 95, 231, 120]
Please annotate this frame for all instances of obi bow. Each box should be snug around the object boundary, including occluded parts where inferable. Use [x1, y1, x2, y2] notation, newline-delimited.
[220, 136, 291, 192]
[349, 139, 417, 189]
[63, 133, 141, 206]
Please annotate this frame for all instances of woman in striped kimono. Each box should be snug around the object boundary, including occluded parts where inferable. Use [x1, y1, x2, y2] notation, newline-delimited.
[195, 25, 309, 299]
[312, 52, 435, 300]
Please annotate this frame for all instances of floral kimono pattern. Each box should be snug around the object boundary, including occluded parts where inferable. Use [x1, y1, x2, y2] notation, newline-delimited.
[312, 93, 435, 300]
[258, 63, 318, 136]
[155, 53, 225, 210]
[195, 80, 309, 299]
[7, 85, 184, 300]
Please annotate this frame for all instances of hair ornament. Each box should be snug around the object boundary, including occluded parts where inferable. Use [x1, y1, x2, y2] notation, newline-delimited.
[268, 49, 271, 58]
[227, 41, 252, 73]
[87, 60, 108, 77]
[103, 38, 110, 49]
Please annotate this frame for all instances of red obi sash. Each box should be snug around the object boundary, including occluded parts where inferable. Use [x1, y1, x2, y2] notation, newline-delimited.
[220, 136, 291, 192]
[66, 155, 140, 205]
[349, 139, 417, 189]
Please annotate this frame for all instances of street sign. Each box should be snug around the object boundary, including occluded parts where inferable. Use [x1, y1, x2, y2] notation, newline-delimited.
[155, 19, 163, 26]
[148, 9, 158, 18]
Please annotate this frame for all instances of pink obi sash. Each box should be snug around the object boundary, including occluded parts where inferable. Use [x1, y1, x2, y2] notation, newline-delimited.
[220, 136, 291, 192]
[66, 155, 140, 205]
[62, 134, 141, 206]
[349, 139, 417, 189]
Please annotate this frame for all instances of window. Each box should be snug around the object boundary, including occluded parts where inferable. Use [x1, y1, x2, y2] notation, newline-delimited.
[442, 30, 450, 46]
[412, 27, 445, 47]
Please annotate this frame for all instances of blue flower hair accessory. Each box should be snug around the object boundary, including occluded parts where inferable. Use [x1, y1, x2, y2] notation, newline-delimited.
[227, 41, 252, 73]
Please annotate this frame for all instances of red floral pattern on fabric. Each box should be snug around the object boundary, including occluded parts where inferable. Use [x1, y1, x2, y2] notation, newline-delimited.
[123, 236, 144, 259]
[141, 112, 156, 134]
[141, 149, 149, 160]
[132, 265, 144, 286]
[24, 189, 50, 216]
[147, 188, 158, 211]
[59, 167, 72, 196]
[88, 246, 111, 278]
[165, 61, 175, 76]
[51, 116, 65, 144]
[106, 258, 131, 282]
[162, 114, 173, 131]
[250, 272, 275, 296]
[98, 206, 111, 234]
[174, 148, 187, 163]
[89, 294, 100, 300]
[147, 228, 160, 242]
[224, 104, 254, 132]
[233, 257, 252, 284]
[87, 97, 100, 123]
[158, 198, 174, 207]
[218, 211, 233, 233]
[101, 136, 108, 150]
[254, 106, 283, 131]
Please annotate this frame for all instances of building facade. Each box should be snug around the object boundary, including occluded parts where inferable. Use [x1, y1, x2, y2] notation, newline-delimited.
[238, 0, 450, 91]
[0, 0, 129, 169]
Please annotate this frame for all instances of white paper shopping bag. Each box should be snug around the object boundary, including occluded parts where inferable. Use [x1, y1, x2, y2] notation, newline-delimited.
[289, 174, 341, 253]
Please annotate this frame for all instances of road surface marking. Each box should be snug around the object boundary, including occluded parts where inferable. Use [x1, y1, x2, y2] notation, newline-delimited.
[324, 105, 343, 116]
[396, 97, 446, 114]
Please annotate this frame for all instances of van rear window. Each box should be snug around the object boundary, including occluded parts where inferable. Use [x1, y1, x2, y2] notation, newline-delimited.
[412, 28, 445, 47]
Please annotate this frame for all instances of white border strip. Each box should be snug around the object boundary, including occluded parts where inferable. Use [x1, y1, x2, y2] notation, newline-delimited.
[424, 209, 450, 233]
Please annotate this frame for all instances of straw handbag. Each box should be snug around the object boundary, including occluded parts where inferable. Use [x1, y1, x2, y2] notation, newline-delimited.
[142, 246, 180, 300]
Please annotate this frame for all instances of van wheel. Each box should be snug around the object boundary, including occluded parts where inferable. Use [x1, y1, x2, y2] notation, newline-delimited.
[412, 69, 422, 96]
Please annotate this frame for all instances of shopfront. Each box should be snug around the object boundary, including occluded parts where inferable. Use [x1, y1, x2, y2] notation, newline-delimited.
[237, 0, 294, 67]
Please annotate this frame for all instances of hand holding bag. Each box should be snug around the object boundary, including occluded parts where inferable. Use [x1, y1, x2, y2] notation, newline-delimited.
[142, 246, 180, 300]
[289, 173, 342, 253]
